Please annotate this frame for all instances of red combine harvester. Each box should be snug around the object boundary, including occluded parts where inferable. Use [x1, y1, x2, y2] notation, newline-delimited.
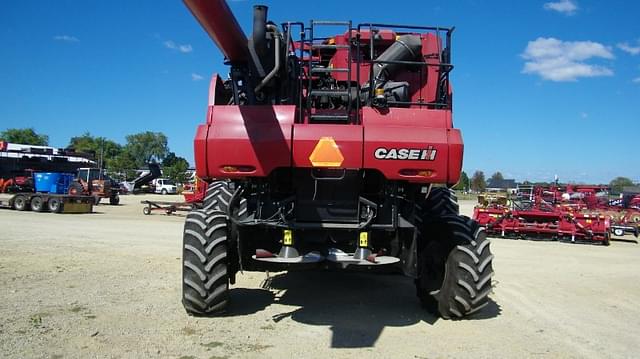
[180, 0, 493, 319]
[473, 185, 617, 245]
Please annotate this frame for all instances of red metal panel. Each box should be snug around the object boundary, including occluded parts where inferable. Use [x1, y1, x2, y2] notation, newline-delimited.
[194, 124, 209, 178]
[447, 129, 464, 184]
[203, 106, 295, 179]
[292, 124, 363, 168]
[362, 107, 456, 183]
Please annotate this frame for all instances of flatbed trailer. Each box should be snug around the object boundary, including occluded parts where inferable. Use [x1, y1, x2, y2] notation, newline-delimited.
[140, 200, 197, 215]
[0, 192, 94, 213]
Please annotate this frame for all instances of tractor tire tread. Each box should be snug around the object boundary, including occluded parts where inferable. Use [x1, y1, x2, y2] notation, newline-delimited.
[182, 209, 230, 315]
[415, 214, 494, 319]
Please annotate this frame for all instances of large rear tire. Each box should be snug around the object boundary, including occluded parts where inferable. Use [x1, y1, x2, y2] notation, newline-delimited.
[416, 215, 494, 319]
[68, 182, 84, 196]
[182, 209, 230, 315]
[203, 180, 247, 218]
[109, 194, 120, 205]
[417, 187, 459, 218]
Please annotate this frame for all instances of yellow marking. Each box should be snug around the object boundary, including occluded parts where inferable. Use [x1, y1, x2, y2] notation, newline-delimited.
[359, 232, 369, 247]
[283, 230, 293, 246]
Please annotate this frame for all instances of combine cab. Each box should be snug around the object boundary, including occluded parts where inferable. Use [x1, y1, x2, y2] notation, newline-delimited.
[180, 0, 494, 319]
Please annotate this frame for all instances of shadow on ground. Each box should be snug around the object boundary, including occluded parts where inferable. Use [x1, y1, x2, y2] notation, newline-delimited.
[611, 238, 638, 244]
[235, 270, 502, 348]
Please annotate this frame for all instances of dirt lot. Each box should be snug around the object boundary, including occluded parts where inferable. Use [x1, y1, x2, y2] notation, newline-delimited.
[1, 194, 639, 358]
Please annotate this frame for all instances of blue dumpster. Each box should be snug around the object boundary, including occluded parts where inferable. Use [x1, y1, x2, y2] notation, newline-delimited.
[33, 172, 75, 194]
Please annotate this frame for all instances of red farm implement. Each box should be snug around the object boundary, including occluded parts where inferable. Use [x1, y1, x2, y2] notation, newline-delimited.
[177, 0, 494, 319]
[473, 206, 611, 245]
[472, 184, 640, 245]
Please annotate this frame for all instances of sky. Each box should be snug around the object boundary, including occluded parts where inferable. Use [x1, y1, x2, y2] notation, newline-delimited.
[1, 0, 638, 184]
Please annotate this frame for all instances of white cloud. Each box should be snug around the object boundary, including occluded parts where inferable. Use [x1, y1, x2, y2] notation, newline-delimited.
[178, 44, 193, 53]
[521, 37, 614, 82]
[617, 42, 640, 55]
[633, 77, 640, 83]
[191, 73, 204, 81]
[580, 112, 588, 119]
[164, 40, 192, 53]
[543, 0, 578, 15]
[53, 35, 79, 42]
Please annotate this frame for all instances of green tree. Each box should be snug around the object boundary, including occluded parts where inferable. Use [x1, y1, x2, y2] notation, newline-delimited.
[0, 128, 49, 146]
[471, 170, 486, 193]
[107, 151, 138, 180]
[124, 131, 169, 168]
[163, 153, 190, 183]
[453, 171, 470, 191]
[490, 171, 504, 183]
[609, 176, 634, 194]
[68, 132, 122, 166]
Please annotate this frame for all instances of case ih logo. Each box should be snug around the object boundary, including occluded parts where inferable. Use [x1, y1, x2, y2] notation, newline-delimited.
[374, 146, 437, 161]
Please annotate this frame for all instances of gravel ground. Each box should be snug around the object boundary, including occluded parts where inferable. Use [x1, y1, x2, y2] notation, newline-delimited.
[1, 194, 639, 359]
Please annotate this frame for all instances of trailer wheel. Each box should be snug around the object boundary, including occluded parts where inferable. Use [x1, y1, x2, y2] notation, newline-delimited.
[109, 194, 120, 205]
[416, 215, 494, 319]
[613, 228, 624, 237]
[30, 196, 44, 212]
[203, 180, 248, 219]
[143, 206, 151, 215]
[48, 198, 62, 213]
[182, 209, 230, 315]
[13, 195, 28, 211]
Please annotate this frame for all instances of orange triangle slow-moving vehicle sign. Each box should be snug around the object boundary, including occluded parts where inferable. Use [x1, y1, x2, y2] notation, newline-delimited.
[309, 137, 344, 167]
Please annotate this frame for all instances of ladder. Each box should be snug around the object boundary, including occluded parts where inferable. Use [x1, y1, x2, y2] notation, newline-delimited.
[306, 20, 354, 123]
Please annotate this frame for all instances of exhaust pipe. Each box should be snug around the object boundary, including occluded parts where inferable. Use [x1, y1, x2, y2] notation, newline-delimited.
[252, 5, 268, 57]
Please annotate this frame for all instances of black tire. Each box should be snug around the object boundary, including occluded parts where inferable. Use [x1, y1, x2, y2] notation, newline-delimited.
[30, 196, 45, 212]
[182, 209, 230, 315]
[603, 232, 610, 246]
[161, 189, 168, 195]
[13, 195, 28, 211]
[415, 187, 459, 223]
[203, 180, 247, 218]
[613, 228, 624, 237]
[143, 207, 151, 215]
[68, 182, 84, 196]
[109, 194, 120, 205]
[416, 215, 494, 319]
[48, 198, 62, 213]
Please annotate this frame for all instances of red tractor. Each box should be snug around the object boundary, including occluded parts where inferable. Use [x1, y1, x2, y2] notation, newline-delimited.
[181, 0, 493, 319]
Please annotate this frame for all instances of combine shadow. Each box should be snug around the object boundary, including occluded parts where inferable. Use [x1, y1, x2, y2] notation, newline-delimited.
[261, 270, 501, 348]
[225, 288, 275, 316]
